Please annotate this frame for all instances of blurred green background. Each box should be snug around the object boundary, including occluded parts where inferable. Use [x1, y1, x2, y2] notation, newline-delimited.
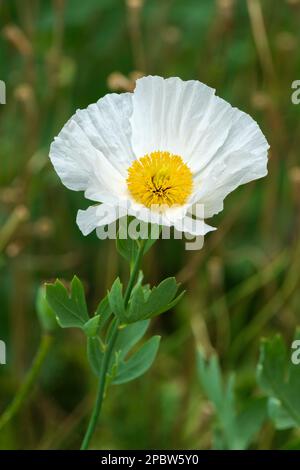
[0, 0, 300, 450]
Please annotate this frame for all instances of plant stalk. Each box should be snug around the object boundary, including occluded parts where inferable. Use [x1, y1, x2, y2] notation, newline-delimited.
[80, 239, 146, 450]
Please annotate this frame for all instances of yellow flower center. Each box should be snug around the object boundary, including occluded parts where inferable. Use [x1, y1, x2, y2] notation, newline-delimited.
[127, 151, 193, 209]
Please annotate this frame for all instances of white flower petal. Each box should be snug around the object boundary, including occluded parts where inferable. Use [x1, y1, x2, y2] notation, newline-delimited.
[84, 157, 128, 204]
[194, 105, 269, 176]
[74, 92, 135, 176]
[163, 205, 189, 223]
[126, 199, 214, 237]
[127, 201, 167, 226]
[130, 76, 216, 162]
[130, 75, 248, 173]
[173, 216, 216, 237]
[196, 149, 268, 218]
[76, 204, 122, 236]
[49, 92, 134, 193]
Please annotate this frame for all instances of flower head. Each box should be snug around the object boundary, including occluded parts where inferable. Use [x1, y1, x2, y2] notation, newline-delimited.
[127, 151, 193, 208]
[49, 76, 269, 238]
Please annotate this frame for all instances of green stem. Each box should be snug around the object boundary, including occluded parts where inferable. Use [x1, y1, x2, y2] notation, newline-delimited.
[124, 239, 146, 306]
[80, 319, 119, 450]
[80, 239, 146, 450]
[0, 333, 53, 431]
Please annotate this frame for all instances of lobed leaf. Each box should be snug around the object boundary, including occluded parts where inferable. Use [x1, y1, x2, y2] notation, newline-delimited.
[257, 330, 300, 429]
[108, 278, 126, 322]
[83, 315, 101, 337]
[112, 335, 161, 384]
[94, 295, 113, 333]
[45, 276, 89, 328]
[197, 350, 267, 450]
[125, 277, 183, 323]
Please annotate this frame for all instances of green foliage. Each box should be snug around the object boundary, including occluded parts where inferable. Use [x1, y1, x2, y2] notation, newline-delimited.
[83, 315, 101, 337]
[87, 318, 159, 385]
[45, 276, 89, 328]
[129, 278, 184, 320]
[36, 285, 58, 332]
[108, 278, 127, 321]
[257, 330, 300, 430]
[94, 296, 113, 332]
[108, 277, 184, 324]
[112, 335, 161, 385]
[45, 277, 113, 335]
[110, 321, 160, 384]
[82, 296, 112, 337]
[197, 351, 267, 449]
[45, 272, 162, 387]
[112, 320, 150, 358]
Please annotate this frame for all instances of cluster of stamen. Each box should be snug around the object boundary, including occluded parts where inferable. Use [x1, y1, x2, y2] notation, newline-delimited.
[127, 151, 193, 209]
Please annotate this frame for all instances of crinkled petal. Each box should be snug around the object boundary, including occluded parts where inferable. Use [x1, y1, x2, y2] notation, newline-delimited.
[196, 149, 268, 218]
[126, 199, 215, 237]
[49, 92, 134, 194]
[76, 204, 125, 236]
[173, 216, 215, 237]
[130, 76, 217, 164]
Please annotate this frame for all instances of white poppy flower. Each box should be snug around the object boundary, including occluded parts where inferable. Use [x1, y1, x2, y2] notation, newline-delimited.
[49, 76, 269, 238]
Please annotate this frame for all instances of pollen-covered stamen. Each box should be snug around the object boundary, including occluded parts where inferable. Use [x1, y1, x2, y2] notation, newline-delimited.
[127, 151, 193, 209]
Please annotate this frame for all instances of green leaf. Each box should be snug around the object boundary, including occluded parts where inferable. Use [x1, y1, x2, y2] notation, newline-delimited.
[257, 335, 286, 396]
[108, 319, 151, 378]
[88, 319, 151, 378]
[197, 353, 224, 409]
[125, 277, 183, 323]
[126, 284, 148, 323]
[108, 274, 183, 324]
[95, 295, 113, 333]
[257, 330, 300, 429]
[45, 276, 89, 328]
[197, 351, 238, 449]
[112, 335, 161, 384]
[235, 398, 267, 449]
[196, 351, 266, 450]
[113, 319, 150, 359]
[108, 278, 126, 322]
[150, 290, 185, 318]
[87, 336, 104, 376]
[36, 285, 58, 332]
[141, 278, 179, 317]
[83, 315, 101, 337]
[82, 295, 113, 337]
[268, 397, 296, 430]
[71, 276, 89, 319]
